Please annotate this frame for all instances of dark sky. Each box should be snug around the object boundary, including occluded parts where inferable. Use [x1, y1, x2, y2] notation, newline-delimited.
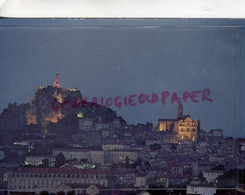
[0, 20, 244, 137]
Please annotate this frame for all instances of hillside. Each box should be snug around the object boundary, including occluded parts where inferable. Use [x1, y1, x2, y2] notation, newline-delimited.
[0, 85, 124, 143]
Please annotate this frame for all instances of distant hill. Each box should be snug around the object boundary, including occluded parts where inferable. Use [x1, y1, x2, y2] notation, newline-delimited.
[0, 86, 125, 141]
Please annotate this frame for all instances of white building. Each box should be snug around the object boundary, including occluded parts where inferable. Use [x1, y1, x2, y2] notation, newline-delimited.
[187, 185, 216, 195]
[53, 148, 89, 161]
[94, 122, 109, 130]
[135, 176, 147, 188]
[102, 142, 130, 150]
[78, 118, 94, 130]
[210, 129, 223, 137]
[106, 149, 139, 164]
[209, 155, 225, 165]
[25, 155, 56, 167]
[203, 170, 224, 183]
[7, 167, 114, 194]
[89, 150, 105, 166]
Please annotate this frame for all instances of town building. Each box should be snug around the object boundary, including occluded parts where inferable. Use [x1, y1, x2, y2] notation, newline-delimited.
[187, 185, 216, 195]
[6, 167, 114, 194]
[203, 170, 224, 183]
[134, 174, 147, 188]
[158, 101, 199, 143]
[160, 131, 178, 143]
[53, 148, 89, 161]
[210, 129, 223, 137]
[101, 128, 115, 138]
[88, 150, 105, 166]
[102, 142, 130, 150]
[78, 118, 94, 130]
[105, 149, 139, 164]
[145, 139, 161, 146]
[25, 155, 56, 167]
[86, 130, 102, 147]
[156, 173, 188, 188]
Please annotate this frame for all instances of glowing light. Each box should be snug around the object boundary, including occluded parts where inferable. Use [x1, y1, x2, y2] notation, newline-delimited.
[26, 110, 37, 125]
[41, 128, 48, 134]
[70, 88, 77, 91]
[192, 136, 195, 142]
[77, 111, 84, 118]
[39, 85, 45, 89]
[56, 93, 63, 103]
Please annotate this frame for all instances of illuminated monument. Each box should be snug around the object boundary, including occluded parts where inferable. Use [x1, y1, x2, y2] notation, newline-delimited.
[158, 100, 199, 143]
[53, 73, 60, 88]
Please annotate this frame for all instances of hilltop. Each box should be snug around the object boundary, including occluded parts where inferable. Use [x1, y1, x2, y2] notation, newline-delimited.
[0, 85, 125, 144]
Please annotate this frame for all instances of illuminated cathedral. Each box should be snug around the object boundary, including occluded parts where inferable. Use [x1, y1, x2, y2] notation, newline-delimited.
[158, 101, 199, 143]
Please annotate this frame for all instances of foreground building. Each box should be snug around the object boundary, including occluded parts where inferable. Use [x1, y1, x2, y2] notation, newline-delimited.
[187, 185, 216, 195]
[6, 167, 115, 194]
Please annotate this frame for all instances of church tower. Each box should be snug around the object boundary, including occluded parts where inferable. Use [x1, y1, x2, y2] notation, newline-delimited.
[177, 99, 183, 119]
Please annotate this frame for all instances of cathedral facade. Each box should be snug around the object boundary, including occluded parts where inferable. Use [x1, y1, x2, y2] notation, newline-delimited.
[158, 101, 199, 143]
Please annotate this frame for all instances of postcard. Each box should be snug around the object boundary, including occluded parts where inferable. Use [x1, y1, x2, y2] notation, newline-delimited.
[0, 19, 244, 195]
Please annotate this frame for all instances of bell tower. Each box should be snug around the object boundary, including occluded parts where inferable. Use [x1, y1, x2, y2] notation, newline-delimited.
[53, 73, 60, 88]
[177, 99, 183, 119]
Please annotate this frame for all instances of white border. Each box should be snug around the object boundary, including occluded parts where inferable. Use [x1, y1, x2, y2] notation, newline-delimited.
[0, 0, 245, 18]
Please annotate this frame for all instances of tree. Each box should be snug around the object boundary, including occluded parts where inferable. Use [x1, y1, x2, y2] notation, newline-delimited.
[135, 158, 142, 166]
[183, 167, 193, 175]
[192, 145, 197, 151]
[55, 153, 65, 167]
[217, 169, 244, 188]
[57, 191, 65, 195]
[125, 156, 130, 168]
[129, 192, 137, 195]
[146, 122, 153, 129]
[150, 143, 161, 150]
[198, 172, 206, 183]
[41, 158, 49, 168]
[67, 191, 75, 195]
[30, 143, 48, 155]
[170, 144, 177, 151]
[40, 191, 49, 195]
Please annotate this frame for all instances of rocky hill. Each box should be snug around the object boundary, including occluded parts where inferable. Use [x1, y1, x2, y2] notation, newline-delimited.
[0, 85, 124, 139]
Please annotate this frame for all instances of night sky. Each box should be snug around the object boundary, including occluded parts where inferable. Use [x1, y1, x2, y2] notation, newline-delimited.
[0, 20, 244, 137]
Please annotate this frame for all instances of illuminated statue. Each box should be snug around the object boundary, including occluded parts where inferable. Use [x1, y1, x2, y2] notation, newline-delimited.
[53, 73, 60, 88]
